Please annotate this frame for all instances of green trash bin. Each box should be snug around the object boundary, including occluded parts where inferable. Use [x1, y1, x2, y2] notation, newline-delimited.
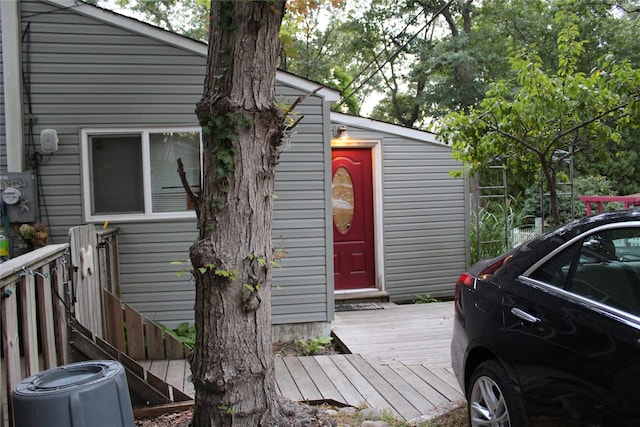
[11, 360, 134, 427]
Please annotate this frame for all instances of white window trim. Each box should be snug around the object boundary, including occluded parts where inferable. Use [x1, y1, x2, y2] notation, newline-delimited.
[80, 127, 202, 223]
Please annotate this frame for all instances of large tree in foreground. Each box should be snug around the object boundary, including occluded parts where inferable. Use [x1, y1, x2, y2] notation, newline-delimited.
[440, 11, 640, 226]
[181, 1, 307, 426]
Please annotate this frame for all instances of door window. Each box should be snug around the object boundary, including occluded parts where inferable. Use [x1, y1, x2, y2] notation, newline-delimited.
[332, 166, 354, 233]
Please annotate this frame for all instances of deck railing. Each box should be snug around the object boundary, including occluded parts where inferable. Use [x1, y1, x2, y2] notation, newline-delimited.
[0, 226, 189, 424]
[0, 227, 122, 425]
[0, 243, 72, 425]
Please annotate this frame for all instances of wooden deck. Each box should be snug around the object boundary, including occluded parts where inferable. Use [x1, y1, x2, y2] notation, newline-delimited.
[332, 301, 456, 368]
[142, 301, 463, 421]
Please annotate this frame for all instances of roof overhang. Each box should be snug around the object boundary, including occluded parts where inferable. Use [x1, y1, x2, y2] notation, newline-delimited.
[331, 112, 448, 147]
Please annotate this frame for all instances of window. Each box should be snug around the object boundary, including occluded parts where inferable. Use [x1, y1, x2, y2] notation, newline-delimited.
[82, 128, 201, 221]
[529, 241, 580, 288]
[529, 227, 640, 316]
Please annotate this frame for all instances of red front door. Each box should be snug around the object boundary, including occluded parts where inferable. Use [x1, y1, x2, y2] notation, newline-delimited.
[332, 148, 376, 291]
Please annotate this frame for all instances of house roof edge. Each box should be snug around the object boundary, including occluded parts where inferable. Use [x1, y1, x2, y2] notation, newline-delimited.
[331, 112, 448, 147]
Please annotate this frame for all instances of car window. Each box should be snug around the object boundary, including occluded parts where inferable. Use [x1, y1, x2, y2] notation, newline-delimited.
[529, 241, 581, 287]
[570, 228, 640, 316]
[529, 227, 640, 316]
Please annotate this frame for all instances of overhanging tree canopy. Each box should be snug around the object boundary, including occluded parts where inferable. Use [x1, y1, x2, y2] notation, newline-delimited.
[439, 12, 640, 225]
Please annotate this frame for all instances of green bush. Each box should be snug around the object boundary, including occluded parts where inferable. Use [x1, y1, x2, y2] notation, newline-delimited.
[161, 322, 196, 348]
[297, 336, 333, 356]
[412, 293, 440, 304]
[520, 174, 623, 225]
[470, 203, 514, 265]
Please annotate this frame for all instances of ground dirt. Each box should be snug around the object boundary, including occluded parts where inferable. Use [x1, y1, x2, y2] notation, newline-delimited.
[135, 398, 337, 427]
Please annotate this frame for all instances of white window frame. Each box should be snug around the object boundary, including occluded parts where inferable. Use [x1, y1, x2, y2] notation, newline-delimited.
[81, 127, 202, 223]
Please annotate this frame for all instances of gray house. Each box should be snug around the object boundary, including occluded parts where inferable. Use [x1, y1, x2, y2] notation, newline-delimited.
[1, 0, 468, 340]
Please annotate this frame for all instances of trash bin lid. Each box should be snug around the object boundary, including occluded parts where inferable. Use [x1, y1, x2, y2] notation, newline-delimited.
[15, 361, 121, 394]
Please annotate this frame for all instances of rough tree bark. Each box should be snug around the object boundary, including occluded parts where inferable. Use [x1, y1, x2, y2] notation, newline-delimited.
[188, 1, 289, 426]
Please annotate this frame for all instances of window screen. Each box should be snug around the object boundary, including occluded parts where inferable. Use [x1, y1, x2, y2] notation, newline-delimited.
[90, 134, 144, 214]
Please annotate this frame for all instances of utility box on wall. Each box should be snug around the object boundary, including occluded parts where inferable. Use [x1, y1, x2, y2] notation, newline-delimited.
[1, 172, 38, 223]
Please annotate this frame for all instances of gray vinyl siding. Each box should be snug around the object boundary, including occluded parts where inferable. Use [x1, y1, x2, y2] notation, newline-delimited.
[383, 142, 467, 300]
[11, 0, 331, 328]
[0, 10, 5, 169]
[272, 89, 331, 324]
[337, 124, 468, 301]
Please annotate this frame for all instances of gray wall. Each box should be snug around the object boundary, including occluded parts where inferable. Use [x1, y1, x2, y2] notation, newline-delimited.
[383, 137, 467, 300]
[1, 6, 7, 166]
[5, 0, 333, 328]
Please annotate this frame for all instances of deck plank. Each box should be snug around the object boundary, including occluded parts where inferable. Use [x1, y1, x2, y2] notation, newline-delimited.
[282, 357, 323, 401]
[329, 355, 394, 414]
[366, 358, 437, 415]
[332, 302, 455, 368]
[385, 360, 452, 408]
[273, 357, 302, 401]
[408, 365, 463, 402]
[346, 355, 414, 419]
[147, 360, 169, 382]
[298, 356, 342, 402]
[166, 359, 187, 393]
[313, 355, 366, 406]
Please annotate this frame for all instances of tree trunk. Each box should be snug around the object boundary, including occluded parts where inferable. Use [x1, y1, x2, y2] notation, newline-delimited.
[540, 157, 562, 226]
[189, 1, 287, 426]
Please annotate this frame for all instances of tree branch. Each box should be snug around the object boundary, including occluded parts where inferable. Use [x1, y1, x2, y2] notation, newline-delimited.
[283, 86, 323, 115]
[177, 158, 199, 209]
[484, 112, 543, 156]
[549, 99, 630, 147]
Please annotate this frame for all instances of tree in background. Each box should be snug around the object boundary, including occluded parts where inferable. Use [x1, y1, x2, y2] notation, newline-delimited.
[278, 0, 362, 113]
[465, 0, 640, 199]
[440, 11, 640, 226]
[341, 0, 477, 126]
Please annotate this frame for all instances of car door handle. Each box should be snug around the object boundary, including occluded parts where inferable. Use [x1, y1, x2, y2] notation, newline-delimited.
[511, 307, 541, 324]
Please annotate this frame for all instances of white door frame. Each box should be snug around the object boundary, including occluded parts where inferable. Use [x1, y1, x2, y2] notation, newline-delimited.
[331, 138, 385, 293]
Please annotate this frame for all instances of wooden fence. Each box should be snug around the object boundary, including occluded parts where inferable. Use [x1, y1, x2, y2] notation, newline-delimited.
[103, 289, 189, 360]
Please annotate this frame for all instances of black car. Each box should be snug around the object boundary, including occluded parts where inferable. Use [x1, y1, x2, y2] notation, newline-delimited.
[451, 209, 640, 427]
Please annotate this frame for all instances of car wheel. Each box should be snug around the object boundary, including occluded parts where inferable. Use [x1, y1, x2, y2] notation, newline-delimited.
[468, 360, 525, 427]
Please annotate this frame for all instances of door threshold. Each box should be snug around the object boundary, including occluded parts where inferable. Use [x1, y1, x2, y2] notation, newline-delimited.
[335, 290, 389, 303]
